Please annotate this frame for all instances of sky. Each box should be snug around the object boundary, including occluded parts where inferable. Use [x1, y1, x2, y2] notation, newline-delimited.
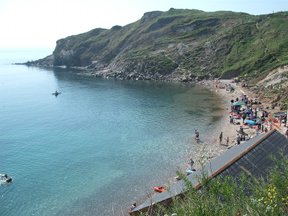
[0, 0, 287, 50]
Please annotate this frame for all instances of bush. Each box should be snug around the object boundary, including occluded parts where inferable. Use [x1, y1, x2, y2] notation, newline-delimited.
[141, 156, 288, 216]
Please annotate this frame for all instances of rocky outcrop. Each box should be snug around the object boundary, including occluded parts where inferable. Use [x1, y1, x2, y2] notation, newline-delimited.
[25, 54, 54, 67]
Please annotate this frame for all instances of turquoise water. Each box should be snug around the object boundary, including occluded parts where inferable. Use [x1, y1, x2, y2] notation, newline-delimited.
[0, 50, 223, 216]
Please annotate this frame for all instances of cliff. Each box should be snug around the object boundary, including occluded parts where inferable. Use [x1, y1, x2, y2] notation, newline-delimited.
[28, 8, 288, 107]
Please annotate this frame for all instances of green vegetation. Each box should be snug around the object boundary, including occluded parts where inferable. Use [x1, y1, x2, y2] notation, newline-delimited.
[35, 9, 287, 103]
[50, 9, 288, 80]
[140, 156, 288, 216]
[123, 50, 178, 75]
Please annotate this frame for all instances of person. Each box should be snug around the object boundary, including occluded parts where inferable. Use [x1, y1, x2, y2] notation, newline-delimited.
[219, 132, 223, 144]
[225, 137, 229, 146]
[269, 123, 273, 130]
[229, 115, 234, 124]
[195, 130, 199, 139]
[194, 129, 200, 143]
[0, 174, 12, 183]
[189, 158, 195, 169]
[242, 113, 246, 123]
[237, 134, 241, 145]
[130, 203, 136, 211]
[52, 90, 61, 97]
[285, 128, 288, 138]
[256, 128, 259, 136]
[239, 126, 244, 134]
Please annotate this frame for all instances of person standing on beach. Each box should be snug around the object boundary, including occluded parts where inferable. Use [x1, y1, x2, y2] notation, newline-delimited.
[219, 132, 223, 144]
[240, 126, 244, 133]
[230, 115, 234, 124]
[195, 130, 200, 143]
[242, 113, 246, 123]
[225, 137, 229, 146]
[189, 158, 195, 169]
[130, 203, 137, 212]
[237, 134, 241, 145]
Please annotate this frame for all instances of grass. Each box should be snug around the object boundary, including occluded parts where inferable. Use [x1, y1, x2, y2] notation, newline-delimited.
[139, 156, 288, 216]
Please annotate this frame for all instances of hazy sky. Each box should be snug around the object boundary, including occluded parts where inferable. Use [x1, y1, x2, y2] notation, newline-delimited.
[0, 0, 287, 50]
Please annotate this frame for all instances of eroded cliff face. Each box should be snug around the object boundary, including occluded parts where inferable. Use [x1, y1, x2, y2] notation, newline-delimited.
[251, 66, 288, 109]
[31, 9, 288, 84]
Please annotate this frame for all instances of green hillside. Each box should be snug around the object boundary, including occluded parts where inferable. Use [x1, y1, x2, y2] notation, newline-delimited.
[40, 9, 287, 80]
[29, 8, 288, 96]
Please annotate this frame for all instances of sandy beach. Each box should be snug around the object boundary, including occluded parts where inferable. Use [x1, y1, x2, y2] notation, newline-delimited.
[192, 77, 287, 170]
[191, 79, 258, 169]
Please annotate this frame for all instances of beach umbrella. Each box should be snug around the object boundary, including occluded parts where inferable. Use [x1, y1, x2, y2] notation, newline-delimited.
[244, 119, 257, 125]
[233, 101, 246, 106]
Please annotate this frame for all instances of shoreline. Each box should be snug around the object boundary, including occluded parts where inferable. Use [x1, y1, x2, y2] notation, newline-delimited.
[131, 80, 255, 209]
[130, 79, 272, 213]
[192, 79, 257, 168]
[129, 79, 287, 215]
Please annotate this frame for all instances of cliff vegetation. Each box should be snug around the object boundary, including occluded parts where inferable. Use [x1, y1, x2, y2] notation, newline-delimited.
[28, 8, 288, 108]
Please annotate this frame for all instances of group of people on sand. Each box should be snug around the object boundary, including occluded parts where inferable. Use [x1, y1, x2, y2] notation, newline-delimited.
[219, 131, 230, 146]
[228, 83, 288, 145]
[228, 82, 288, 147]
[194, 129, 230, 146]
[197, 80, 288, 148]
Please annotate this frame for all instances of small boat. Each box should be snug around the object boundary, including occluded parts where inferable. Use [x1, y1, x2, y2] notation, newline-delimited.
[0, 174, 12, 183]
[153, 186, 165, 193]
[52, 91, 61, 96]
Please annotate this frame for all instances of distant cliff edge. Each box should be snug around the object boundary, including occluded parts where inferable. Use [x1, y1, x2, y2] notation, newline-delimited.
[26, 8, 288, 108]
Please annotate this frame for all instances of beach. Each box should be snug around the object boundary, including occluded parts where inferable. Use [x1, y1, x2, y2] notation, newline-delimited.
[186, 79, 258, 170]
[191, 78, 287, 171]
[129, 79, 261, 213]
[130, 78, 288, 215]
[135, 79, 257, 195]
[132, 78, 286, 213]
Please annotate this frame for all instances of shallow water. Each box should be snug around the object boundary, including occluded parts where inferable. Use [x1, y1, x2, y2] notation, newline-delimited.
[0, 50, 223, 216]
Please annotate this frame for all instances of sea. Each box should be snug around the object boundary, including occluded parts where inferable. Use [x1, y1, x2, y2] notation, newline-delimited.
[0, 49, 224, 216]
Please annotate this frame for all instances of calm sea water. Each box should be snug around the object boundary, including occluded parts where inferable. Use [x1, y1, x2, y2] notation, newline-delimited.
[0, 49, 223, 216]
